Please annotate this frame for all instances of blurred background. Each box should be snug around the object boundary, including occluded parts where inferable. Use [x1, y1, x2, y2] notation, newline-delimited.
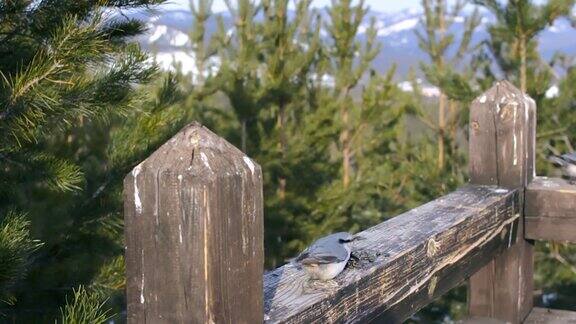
[0, 0, 575, 322]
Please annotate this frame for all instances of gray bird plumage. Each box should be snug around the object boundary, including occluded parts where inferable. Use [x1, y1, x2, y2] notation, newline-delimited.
[549, 153, 576, 183]
[294, 232, 354, 280]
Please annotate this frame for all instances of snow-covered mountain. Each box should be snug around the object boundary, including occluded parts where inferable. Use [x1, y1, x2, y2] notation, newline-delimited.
[133, 7, 576, 81]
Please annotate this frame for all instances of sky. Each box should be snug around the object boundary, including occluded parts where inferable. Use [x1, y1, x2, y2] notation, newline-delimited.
[163, 0, 425, 13]
[162, 0, 554, 13]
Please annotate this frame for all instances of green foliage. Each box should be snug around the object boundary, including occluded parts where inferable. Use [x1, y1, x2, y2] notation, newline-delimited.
[415, 0, 480, 180]
[472, 0, 575, 93]
[59, 286, 112, 324]
[325, 0, 379, 91]
[417, 0, 482, 103]
[0, 211, 42, 305]
[537, 65, 576, 173]
[90, 256, 125, 296]
[0, 0, 168, 321]
[474, 0, 575, 39]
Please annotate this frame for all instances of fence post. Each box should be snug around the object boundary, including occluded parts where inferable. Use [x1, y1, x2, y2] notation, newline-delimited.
[124, 122, 264, 323]
[468, 81, 536, 323]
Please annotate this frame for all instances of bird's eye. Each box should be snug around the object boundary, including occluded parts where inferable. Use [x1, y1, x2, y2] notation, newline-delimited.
[339, 238, 351, 243]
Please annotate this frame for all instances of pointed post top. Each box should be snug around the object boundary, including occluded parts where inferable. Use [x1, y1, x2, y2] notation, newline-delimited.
[469, 80, 536, 188]
[473, 80, 529, 107]
[123, 122, 264, 323]
[126, 122, 260, 182]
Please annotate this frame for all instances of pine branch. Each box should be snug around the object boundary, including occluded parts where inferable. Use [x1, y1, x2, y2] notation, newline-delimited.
[59, 286, 112, 324]
[0, 211, 42, 305]
[0, 150, 83, 193]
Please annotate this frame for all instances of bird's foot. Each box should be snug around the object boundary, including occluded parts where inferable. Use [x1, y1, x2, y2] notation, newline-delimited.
[348, 252, 361, 268]
[349, 249, 388, 268]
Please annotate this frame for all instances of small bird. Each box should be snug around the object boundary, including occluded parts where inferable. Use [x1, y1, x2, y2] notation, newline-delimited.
[549, 152, 576, 184]
[294, 232, 356, 281]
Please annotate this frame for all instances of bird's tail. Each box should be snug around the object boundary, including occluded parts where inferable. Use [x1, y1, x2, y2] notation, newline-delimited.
[548, 155, 567, 167]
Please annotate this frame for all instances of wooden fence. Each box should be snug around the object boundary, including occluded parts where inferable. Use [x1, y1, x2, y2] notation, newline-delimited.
[123, 81, 576, 323]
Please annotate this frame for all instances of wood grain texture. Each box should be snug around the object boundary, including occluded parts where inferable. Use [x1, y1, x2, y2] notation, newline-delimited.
[469, 80, 535, 188]
[264, 186, 519, 324]
[124, 122, 264, 323]
[525, 177, 576, 242]
[525, 217, 576, 243]
[468, 81, 535, 323]
[458, 310, 576, 324]
[524, 307, 576, 324]
[525, 177, 576, 218]
[458, 317, 508, 324]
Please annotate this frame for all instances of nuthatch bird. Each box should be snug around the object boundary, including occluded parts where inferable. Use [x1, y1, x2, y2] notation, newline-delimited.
[294, 232, 357, 281]
[549, 152, 576, 184]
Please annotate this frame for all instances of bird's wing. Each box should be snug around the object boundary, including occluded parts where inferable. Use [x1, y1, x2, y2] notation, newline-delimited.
[296, 252, 344, 265]
[295, 233, 352, 265]
[562, 152, 576, 164]
[550, 155, 568, 166]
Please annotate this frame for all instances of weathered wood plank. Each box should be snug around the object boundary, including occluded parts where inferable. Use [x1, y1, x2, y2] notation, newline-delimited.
[524, 307, 576, 324]
[468, 81, 535, 323]
[458, 317, 508, 324]
[525, 217, 576, 243]
[524, 177, 576, 242]
[462, 308, 576, 324]
[525, 177, 576, 218]
[263, 186, 519, 323]
[124, 123, 264, 323]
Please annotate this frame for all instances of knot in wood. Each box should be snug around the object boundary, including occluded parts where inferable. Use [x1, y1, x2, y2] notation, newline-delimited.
[471, 121, 480, 130]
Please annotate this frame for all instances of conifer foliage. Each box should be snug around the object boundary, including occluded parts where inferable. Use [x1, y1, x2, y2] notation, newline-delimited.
[0, 0, 169, 321]
[473, 0, 575, 93]
[417, 0, 480, 173]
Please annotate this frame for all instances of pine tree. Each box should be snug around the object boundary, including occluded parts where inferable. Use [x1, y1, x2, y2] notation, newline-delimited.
[189, 0, 216, 87]
[312, 1, 417, 234]
[473, 0, 575, 93]
[416, 0, 481, 170]
[258, 0, 320, 200]
[60, 286, 112, 324]
[214, 0, 262, 153]
[0, 0, 172, 321]
[0, 211, 42, 305]
[206, 0, 328, 266]
[324, 0, 379, 189]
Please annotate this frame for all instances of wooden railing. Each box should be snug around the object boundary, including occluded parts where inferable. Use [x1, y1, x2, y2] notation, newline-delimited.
[123, 81, 576, 323]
